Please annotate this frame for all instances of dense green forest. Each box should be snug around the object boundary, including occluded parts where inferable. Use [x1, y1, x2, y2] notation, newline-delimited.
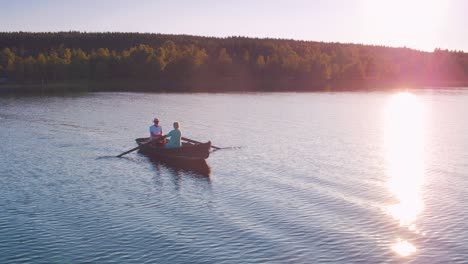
[1, 32, 467, 91]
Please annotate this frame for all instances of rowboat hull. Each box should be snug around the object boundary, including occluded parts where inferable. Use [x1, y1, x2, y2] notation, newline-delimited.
[135, 138, 211, 161]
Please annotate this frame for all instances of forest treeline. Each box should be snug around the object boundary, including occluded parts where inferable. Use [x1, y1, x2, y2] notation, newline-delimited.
[1, 32, 467, 91]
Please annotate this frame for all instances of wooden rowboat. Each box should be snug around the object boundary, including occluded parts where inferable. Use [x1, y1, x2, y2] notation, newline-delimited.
[135, 138, 211, 161]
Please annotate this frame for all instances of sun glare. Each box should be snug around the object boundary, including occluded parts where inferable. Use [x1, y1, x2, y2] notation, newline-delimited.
[392, 238, 417, 257]
[359, 0, 449, 49]
[384, 92, 426, 256]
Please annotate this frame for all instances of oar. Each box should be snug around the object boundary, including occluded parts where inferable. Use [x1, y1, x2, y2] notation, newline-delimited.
[181, 137, 222, 150]
[181, 137, 241, 150]
[116, 141, 151, 157]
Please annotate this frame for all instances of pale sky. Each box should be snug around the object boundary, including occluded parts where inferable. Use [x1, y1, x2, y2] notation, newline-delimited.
[0, 0, 466, 52]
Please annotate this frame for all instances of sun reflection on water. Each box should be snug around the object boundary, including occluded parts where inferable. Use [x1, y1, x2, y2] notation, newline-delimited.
[392, 238, 417, 257]
[384, 92, 426, 257]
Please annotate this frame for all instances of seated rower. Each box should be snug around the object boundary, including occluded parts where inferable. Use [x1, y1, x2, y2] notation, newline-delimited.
[163, 121, 182, 148]
[149, 117, 164, 146]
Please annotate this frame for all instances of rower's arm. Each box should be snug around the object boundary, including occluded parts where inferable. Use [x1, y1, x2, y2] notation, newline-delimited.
[163, 130, 174, 139]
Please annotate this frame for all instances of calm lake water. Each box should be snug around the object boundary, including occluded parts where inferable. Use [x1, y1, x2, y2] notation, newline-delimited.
[1, 90, 467, 263]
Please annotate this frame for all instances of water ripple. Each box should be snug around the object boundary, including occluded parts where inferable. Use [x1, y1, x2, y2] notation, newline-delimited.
[1, 91, 468, 263]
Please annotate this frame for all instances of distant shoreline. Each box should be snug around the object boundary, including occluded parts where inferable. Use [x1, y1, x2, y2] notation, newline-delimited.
[1, 79, 467, 94]
[2, 33, 468, 94]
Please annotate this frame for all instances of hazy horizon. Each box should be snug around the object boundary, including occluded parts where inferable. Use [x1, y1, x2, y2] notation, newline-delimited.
[1, 0, 466, 52]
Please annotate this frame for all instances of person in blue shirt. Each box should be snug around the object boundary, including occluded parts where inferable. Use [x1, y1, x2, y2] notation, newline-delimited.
[163, 121, 182, 148]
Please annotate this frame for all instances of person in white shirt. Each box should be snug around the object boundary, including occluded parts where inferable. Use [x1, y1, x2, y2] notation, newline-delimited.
[149, 117, 163, 145]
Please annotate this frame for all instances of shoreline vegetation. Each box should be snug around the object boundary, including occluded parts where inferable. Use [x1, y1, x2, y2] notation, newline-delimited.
[1, 32, 467, 93]
[1, 80, 468, 94]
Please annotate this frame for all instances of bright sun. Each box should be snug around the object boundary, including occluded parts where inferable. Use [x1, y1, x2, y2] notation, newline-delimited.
[359, 0, 449, 50]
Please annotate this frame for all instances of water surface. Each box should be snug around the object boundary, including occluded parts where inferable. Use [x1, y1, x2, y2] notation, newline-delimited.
[1, 90, 467, 263]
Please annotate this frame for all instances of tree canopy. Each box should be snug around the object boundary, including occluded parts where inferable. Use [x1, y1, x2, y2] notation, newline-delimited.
[1, 32, 467, 91]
